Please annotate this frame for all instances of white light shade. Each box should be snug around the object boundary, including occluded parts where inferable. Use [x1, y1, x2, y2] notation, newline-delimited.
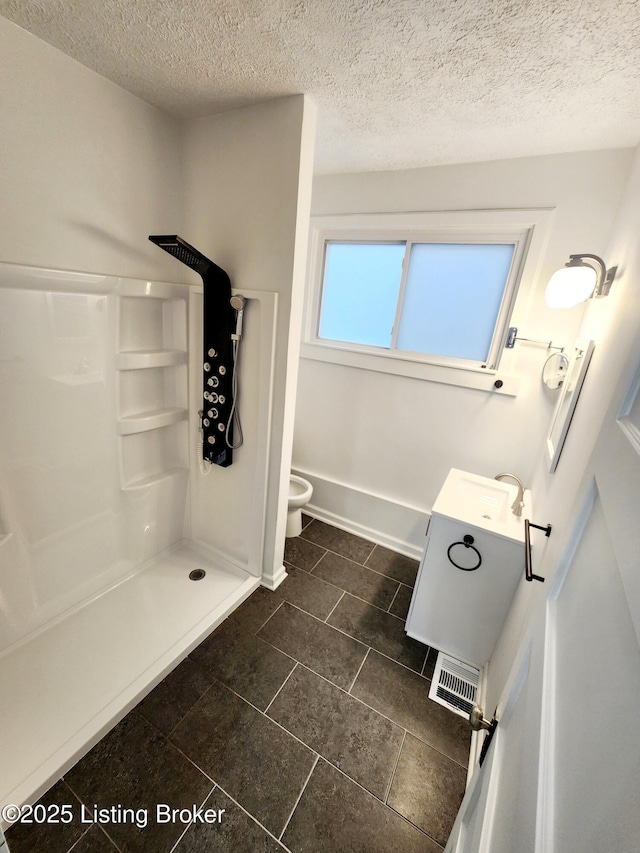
[545, 265, 597, 309]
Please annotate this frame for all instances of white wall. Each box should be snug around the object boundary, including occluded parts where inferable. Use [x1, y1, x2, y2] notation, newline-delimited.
[488, 144, 640, 711]
[0, 17, 186, 282]
[182, 96, 317, 586]
[293, 150, 633, 553]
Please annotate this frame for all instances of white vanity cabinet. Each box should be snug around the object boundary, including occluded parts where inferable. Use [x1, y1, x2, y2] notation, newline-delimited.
[406, 469, 529, 668]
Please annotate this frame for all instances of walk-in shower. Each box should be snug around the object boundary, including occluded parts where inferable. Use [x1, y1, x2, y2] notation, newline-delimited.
[0, 257, 278, 825]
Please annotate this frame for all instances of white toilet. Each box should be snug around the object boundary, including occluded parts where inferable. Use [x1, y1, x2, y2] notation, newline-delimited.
[287, 475, 313, 537]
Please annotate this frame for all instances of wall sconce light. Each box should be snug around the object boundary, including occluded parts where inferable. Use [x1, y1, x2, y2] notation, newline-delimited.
[545, 254, 617, 309]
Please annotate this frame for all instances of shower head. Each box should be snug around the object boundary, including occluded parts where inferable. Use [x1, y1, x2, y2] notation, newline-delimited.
[230, 294, 246, 337]
[149, 234, 234, 466]
[148, 235, 215, 278]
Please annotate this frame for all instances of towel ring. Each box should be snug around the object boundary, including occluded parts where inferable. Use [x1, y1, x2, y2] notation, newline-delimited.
[447, 535, 482, 571]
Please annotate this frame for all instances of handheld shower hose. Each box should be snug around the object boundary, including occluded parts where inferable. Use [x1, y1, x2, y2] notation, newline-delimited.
[226, 296, 246, 450]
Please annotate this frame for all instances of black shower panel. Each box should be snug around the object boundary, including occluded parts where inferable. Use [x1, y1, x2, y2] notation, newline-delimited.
[148, 235, 236, 467]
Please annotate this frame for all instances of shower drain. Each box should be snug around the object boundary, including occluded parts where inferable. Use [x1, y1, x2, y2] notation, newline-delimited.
[189, 569, 206, 581]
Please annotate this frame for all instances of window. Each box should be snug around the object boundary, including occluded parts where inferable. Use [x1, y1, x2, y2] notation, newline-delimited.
[320, 242, 406, 348]
[319, 240, 516, 365]
[302, 210, 549, 390]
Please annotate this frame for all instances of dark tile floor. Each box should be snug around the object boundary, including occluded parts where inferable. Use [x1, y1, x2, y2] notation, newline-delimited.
[6, 517, 470, 853]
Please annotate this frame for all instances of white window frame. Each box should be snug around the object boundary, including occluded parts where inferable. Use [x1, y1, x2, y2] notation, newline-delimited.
[301, 209, 553, 395]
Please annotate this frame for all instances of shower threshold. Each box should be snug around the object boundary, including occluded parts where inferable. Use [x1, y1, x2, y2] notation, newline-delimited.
[0, 541, 259, 823]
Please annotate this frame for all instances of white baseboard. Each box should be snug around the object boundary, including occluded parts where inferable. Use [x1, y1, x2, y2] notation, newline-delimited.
[261, 564, 288, 591]
[293, 467, 429, 560]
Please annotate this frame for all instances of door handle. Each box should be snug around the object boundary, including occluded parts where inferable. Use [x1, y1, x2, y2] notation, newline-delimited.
[469, 705, 495, 732]
[469, 705, 498, 766]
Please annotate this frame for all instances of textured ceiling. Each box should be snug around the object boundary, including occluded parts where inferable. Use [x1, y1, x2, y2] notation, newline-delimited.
[2, 0, 640, 174]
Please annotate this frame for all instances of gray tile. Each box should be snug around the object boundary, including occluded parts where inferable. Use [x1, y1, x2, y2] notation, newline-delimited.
[190, 619, 296, 711]
[389, 584, 414, 620]
[73, 826, 120, 853]
[137, 656, 213, 734]
[388, 734, 467, 847]
[173, 787, 285, 852]
[301, 512, 313, 529]
[301, 520, 375, 564]
[365, 545, 420, 587]
[224, 586, 283, 634]
[258, 602, 367, 690]
[312, 551, 400, 610]
[268, 665, 404, 799]
[284, 536, 326, 571]
[328, 594, 427, 672]
[5, 780, 85, 853]
[276, 563, 343, 619]
[170, 680, 316, 838]
[351, 651, 471, 766]
[282, 758, 441, 853]
[422, 646, 439, 680]
[65, 711, 212, 853]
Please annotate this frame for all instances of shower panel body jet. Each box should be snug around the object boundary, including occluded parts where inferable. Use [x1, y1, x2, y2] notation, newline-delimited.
[149, 235, 236, 467]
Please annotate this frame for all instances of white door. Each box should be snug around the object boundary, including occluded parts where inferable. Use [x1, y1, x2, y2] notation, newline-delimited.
[447, 352, 640, 851]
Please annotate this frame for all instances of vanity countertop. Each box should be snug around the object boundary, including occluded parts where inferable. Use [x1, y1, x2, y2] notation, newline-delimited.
[431, 468, 531, 543]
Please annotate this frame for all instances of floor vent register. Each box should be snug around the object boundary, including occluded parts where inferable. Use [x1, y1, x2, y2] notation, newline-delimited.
[428, 652, 480, 719]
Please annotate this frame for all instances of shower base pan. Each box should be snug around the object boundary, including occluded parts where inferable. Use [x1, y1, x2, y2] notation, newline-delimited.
[0, 542, 259, 821]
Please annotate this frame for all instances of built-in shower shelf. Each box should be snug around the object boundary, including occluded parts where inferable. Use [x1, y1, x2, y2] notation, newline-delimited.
[116, 350, 187, 370]
[122, 468, 189, 491]
[115, 289, 189, 489]
[117, 407, 188, 436]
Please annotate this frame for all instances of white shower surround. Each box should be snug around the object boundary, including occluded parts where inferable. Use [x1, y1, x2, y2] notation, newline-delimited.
[0, 261, 278, 817]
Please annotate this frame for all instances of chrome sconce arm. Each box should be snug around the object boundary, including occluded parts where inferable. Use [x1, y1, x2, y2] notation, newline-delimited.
[545, 253, 617, 309]
[566, 254, 617, 299]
